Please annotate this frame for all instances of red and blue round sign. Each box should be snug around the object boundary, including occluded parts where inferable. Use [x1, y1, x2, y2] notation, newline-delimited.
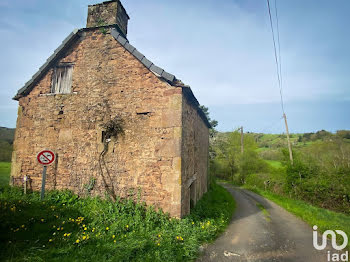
[37, 150, 55, 166]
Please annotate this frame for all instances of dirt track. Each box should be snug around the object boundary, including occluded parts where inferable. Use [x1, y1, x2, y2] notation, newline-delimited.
[198, 184, 334, 262]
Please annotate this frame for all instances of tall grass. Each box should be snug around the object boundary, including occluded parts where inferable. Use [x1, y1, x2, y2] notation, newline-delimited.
[0, 182, 235, 261]
[0, 162, 10, 187]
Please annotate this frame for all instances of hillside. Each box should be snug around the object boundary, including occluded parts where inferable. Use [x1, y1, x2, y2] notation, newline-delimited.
[210, 129, 350, 214]
[0, 127, 15, 162]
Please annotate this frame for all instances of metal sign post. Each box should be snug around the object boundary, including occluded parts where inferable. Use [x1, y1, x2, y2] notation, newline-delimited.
[37, 150, 55, 200]
[40, 166, 47, 200]
[23, 175, 28, 194]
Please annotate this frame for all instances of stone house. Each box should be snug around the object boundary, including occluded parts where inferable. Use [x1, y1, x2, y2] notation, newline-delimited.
[11, 0, 210, 218]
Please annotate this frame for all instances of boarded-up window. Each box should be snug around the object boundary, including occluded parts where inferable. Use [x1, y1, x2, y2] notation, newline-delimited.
[51, 65, 73, 94]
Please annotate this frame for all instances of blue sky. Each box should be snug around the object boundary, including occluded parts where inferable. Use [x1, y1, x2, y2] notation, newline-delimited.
[0, 0, 349, 133]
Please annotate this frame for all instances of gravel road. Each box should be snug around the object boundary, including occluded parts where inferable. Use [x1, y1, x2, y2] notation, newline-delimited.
[198, 184, 335, 262]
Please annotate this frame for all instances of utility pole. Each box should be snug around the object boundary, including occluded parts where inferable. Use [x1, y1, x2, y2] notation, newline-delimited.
[240, 126, 244, 154]
[283, 113, 293, 164]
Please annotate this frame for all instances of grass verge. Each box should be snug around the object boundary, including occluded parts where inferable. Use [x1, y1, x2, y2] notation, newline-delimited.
[244, 185, 350, 250]
[0, 182, 235, 261]
[0, 162, 10, 187]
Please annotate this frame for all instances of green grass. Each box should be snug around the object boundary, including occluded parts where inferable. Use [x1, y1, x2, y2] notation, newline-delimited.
[244, 186, 350, 250]
[0, 162, 10, 187]
[0, 182, 235, 261]
[264, 160, 283, 169]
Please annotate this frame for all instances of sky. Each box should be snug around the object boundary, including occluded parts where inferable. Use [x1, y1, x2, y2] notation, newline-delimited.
[0, 0, 349, 133]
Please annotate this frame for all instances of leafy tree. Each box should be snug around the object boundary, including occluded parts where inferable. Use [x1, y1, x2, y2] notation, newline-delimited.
[336, 130, 350, 139]
[199, 105, 218, 138]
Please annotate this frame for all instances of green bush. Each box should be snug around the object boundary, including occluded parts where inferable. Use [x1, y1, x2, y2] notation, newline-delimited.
[0, 181, 235, 261]
[282, 145, 350, 214]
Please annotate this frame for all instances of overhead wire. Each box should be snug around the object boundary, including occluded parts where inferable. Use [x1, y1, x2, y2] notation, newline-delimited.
[266, 0, 285, 115]
[274, 0, 284, 114]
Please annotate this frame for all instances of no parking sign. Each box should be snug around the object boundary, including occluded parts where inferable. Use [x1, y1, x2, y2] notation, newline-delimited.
[37, 149, 55, 200]
[37, 150, 55, 166]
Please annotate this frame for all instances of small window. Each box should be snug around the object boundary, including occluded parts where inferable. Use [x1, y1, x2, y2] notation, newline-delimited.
[51, 64, 73, 94]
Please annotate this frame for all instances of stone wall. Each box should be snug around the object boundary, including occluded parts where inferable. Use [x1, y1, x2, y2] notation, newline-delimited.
[11, 28, 183, 217]
[180, 91, 209, 215]
[86, 1, 129, 36]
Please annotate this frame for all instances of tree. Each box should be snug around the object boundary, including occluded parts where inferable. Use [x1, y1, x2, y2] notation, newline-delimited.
[199, 105, 218, 138]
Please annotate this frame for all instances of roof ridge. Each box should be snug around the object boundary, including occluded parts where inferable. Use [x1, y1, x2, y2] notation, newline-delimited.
[12, 27, 211, 128]
[110, 28, 176, 83]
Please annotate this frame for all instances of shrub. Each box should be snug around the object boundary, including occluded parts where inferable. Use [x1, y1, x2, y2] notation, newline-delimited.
[0, 181, 235, 261]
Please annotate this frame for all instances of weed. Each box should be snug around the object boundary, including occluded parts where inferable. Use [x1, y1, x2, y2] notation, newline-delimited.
[0, 182, 235, 261]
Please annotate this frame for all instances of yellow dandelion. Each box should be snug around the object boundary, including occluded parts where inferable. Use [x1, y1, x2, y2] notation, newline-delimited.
[92, 228, 95, 232]
[114, 240, 116, 243]
[158, 234, 161, 238]
[64, 233, 67, 237]
[82, 236, 87, 240]
[49, 239, 53, 242]
[106, 227, 109, 231]
[76, 239, 80, 243]
[67, 233, 71, 237]
[84, 227, 87, 231]
[192, 222, 194, 225]
[157, 243, 160, 246]
[21, 225, 25, 228]
[41, 219, 45, 222]
[112, 235, 115, 239]
[126, 225, 129, 228]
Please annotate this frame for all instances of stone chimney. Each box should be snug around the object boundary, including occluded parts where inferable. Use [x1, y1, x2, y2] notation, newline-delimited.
[86, 0, 130, 36]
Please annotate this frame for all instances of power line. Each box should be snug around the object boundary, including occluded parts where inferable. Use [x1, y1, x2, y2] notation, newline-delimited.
[266, 0, 285, 114]
[274, 0, 284, 113]
[266, 0, 294, 163]
[274, 0, 282, 88]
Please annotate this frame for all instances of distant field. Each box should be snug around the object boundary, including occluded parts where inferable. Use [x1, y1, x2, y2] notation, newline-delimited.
[264, 160, 283, 169]
[0, 162, 10, 186]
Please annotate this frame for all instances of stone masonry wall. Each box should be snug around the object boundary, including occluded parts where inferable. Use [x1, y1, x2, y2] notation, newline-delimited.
[11, 28, 183, 217]
[86, 1, 129, 36]
[180, 92, 209, 216]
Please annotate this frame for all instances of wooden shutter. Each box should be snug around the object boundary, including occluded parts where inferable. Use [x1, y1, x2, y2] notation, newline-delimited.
[51, 65, 73, 94]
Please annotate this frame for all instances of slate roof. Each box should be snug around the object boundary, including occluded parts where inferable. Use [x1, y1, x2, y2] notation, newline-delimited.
[110, 28, 176, 83]
[13, 26, 211, 128]
[13, 29, 80, 100]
